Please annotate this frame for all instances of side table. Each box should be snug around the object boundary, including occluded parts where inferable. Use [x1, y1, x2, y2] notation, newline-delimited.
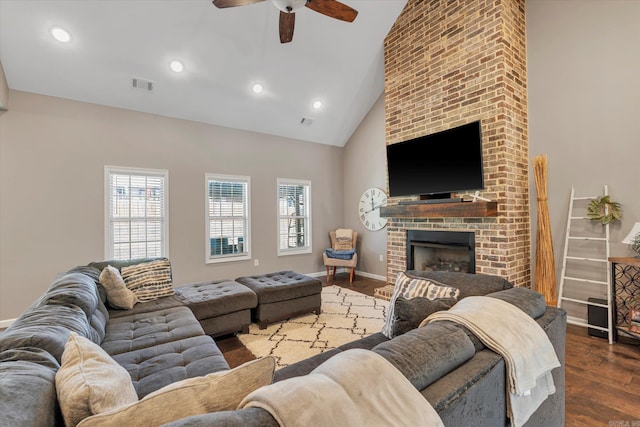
[609, 256, 640, 340]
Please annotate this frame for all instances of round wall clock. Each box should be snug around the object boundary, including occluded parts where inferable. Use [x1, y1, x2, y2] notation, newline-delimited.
[358, 187, 388, 231]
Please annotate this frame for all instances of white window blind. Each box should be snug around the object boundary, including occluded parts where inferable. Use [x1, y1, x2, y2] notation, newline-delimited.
[277, 178, 311, 255]
[206, 174, 251, 263]
[105, 167, 168, 260]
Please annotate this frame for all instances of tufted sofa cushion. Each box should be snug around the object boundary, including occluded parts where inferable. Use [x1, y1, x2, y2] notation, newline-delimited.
[175, 280, 257, 319]
[373, 323, 475, 391]
[107, 294, 185, 319]
[274, 333, 390, 383]
[35, 270, 109, 345]
[0, 305, 101, 363]
[38, 273, 101, 318]
[235, 271, 321, 304]
[101, 306, 205, 356]
[485, 287, 547, 318]
[0, 357, 59, 427]
[90, 300, 109, 344]
[161, 407, 279, 427]
[111, 335, 230, 398]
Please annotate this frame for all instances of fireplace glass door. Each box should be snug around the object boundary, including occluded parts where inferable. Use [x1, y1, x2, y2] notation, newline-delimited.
[406, 230, 475, 273]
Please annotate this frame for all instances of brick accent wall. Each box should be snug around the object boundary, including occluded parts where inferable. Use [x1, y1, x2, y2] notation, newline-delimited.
[384, 0, 530, 286]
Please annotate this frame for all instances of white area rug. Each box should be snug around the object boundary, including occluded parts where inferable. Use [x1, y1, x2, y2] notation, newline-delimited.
[238, 285, 387, 368]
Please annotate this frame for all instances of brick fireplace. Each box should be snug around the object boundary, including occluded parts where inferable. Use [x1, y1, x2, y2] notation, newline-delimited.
[384, 0, 530, 287]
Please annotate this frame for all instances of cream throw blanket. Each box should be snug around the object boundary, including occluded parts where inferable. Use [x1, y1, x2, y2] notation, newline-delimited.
[420, 296, 560, 427]
[240, 349, 444, 427]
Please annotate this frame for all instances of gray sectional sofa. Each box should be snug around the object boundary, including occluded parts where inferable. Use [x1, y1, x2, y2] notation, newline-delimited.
[0, 263, 230, 426]
[0, 262, 566, 427]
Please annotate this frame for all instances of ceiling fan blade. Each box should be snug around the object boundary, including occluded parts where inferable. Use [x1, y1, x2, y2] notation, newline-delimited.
[212, 0, 265, 8]
[279, 11, 295, 43]
[305, 0, 358, 22]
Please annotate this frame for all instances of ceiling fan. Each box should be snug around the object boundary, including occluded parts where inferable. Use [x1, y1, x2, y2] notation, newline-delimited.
[212, 0, 358, 43]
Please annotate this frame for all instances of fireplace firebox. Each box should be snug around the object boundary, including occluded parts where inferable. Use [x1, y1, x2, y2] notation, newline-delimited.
[406, 230, 475, 273]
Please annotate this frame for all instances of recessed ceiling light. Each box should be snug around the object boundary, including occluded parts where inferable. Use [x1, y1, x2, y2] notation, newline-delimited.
[312, 100, 323, 110]
[251, 83, 264, 94]
[50, 26, 71, 43]
[169, 60, 184, 73]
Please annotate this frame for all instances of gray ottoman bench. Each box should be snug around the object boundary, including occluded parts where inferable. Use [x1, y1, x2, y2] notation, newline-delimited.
[235, 271, 322, 329]
[175, 280, 257, 337]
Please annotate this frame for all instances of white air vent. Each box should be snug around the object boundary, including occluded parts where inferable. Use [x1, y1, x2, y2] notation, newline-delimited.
[132, 78, 153, 92]
[300, 117, 313, 126]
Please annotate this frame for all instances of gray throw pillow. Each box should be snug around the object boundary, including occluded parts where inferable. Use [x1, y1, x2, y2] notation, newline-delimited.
[381, 272, 460, 339]
[393, 296, 457, 337]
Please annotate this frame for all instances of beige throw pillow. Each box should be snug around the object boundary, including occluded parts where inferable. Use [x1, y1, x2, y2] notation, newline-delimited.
[99, 265, 138, 309]
[55, 332, 138, 427]
[77, 357, 276, 427]
[121, 258, 175, 302]
[333, 228, 353, 250]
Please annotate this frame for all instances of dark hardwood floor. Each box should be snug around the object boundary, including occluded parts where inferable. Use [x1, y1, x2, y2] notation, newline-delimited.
[565, 324, 640, 426]
[220, 273, 640, 426]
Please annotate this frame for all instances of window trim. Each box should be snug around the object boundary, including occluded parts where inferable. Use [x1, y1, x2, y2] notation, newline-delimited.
[205, 173, 251, 264]
[277, 178, 312, 256]
[104, 165, 169, 260]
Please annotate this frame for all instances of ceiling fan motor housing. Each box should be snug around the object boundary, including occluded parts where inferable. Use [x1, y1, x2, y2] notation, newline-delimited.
[272, 0, 307, 13]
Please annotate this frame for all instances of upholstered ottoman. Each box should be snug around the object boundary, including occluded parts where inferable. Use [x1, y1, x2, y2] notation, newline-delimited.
[235, 271, 322, 329]
[175, 280, 257, 337]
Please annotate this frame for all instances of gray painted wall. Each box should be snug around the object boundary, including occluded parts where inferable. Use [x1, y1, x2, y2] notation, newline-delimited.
[0, 90, 344, 320]
[343, 95, 388, 280]
[0, 62, 7, 111]
[527, 0, 639, 320]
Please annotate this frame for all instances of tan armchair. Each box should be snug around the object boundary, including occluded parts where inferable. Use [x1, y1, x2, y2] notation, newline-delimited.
[323, 230, 358, 283]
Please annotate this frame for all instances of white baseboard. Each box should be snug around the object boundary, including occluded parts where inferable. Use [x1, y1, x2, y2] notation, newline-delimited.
[0, 318, 16, 329]
[306, 270, 386, 282]
[305, 271, 326, 278]
[354, 270, 386, 281]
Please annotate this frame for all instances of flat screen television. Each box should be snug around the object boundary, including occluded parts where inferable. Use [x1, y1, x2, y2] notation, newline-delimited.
[386, 120, 484, 199]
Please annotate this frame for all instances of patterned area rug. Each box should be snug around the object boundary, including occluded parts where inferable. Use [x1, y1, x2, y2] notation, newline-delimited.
[238, 285, 387, 368]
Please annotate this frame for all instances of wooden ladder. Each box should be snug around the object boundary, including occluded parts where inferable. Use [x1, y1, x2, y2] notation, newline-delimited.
[557, 185, 613, 344]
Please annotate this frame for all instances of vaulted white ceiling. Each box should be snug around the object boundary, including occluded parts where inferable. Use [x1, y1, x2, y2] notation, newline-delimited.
[0, 0, 406, 146]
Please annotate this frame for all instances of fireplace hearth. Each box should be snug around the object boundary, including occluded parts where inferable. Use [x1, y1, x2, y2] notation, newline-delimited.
[406, 230, 475, 274]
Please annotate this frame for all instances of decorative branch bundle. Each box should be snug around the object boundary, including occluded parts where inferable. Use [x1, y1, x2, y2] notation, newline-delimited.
[533, 155, 557, 306]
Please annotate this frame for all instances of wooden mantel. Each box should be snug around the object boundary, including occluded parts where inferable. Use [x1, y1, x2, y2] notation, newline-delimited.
[380, 201, 498, 218]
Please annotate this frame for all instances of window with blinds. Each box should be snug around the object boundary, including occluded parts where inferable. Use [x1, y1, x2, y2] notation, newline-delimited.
[206, 174, 251, 263]
[277, 178, 311, 255]
[105, 167, 168, 260]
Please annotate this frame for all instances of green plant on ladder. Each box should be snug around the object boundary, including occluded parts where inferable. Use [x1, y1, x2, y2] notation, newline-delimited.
[586, 195, 622, 224]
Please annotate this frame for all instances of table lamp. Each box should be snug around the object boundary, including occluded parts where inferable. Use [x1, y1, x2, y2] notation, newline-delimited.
[622, 222, 640, 257]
